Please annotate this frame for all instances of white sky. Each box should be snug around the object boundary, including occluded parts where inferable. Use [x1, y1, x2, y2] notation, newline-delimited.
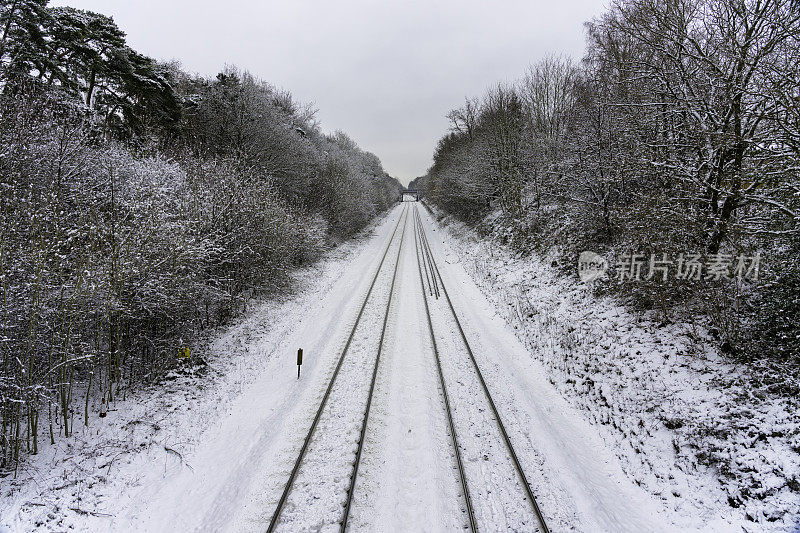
[51, 0, 605, 185]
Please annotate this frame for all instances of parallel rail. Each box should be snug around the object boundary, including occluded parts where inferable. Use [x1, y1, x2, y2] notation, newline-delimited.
[341, 207, 407, 529]
[267, 205, 408, 532]
[266, 204, 549, 532]
[412, 204, 550, 533]
[413, 210, 478, 532]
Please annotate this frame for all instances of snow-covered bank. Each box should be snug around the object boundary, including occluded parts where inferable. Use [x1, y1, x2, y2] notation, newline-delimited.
[0, 209, 400, 532]
[5, 200, 796, 532]
[423, 206, 800, 532]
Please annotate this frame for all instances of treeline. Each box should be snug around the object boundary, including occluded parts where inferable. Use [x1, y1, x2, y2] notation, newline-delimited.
[417, 0, 800, 364]
[0, 1, 401, 471]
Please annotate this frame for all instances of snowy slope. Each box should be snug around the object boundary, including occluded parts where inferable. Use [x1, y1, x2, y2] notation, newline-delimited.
[422, 205, 800, 532]
[416, 206, 680, 532]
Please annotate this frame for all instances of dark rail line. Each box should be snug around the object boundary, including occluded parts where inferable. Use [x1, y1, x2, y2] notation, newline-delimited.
[341, 204, 408, 530]
[413, 204, 550, 533]
[415, 210, 440, 298]
[267, 205, 408, 533]
[413, 208, 478, 533]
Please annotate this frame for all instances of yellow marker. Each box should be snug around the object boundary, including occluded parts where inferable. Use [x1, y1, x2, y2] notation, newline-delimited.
[180, 347, 190, 359]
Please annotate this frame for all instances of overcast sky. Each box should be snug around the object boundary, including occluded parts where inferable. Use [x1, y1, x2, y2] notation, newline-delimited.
[51, 0, 605, 185]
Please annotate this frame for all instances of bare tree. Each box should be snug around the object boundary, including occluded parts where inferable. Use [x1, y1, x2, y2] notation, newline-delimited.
[595, 0, 800, 249]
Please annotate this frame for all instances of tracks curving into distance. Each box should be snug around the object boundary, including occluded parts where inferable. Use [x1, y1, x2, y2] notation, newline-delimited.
[412, 204, 550, 533]
[267, 205, 408, 532]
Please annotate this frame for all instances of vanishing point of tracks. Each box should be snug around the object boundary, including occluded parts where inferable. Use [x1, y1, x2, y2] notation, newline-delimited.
[266, 203, 549, 532]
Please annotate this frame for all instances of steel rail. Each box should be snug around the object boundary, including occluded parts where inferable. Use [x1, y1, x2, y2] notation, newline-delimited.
[340, 205, 408, 530]
[416, 214, 435, 296]
[414, 208, 439, 296]
[415, 210, 440, 298]
[412, 209, 478, 533]
[414, 205, 551, 533]
[267, 205, 408, 533]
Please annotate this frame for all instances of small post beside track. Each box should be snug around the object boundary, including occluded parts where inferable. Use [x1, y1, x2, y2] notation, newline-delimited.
[297, 348, 303, 379]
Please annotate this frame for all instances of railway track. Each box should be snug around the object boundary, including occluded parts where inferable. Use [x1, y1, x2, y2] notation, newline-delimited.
[267, 205, 408, 532]
[412, 204, 550, 533]
[266, 202, 549, 532]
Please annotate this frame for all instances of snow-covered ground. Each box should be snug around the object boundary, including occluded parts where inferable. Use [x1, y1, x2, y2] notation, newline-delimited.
[423, 205, 800, 532]
[345, 207, 466, 532]
[416, 206, 679, 532]
[4, 202, 795, 532]
[0, 208, 403, 531]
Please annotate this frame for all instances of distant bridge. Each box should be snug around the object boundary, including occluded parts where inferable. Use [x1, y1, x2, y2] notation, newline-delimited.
[401, 189, 420, 201]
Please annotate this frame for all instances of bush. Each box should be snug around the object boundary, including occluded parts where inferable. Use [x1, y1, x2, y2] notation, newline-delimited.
[0, 73, 401, 471]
